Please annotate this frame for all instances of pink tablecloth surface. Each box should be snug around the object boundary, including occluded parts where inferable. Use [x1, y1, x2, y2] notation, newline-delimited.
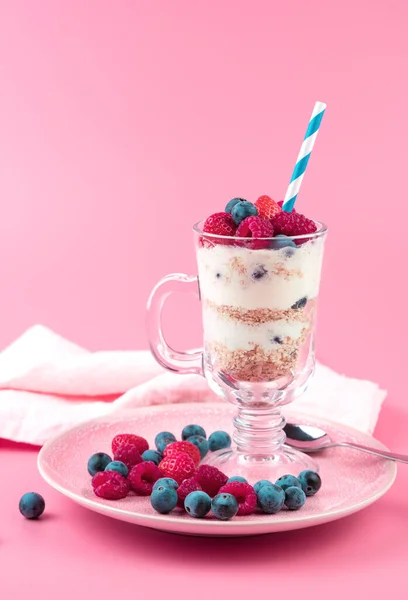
[1, 399, 407, 599]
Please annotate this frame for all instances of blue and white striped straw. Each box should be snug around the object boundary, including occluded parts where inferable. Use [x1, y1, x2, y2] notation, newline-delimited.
[282, 101, 327, 212]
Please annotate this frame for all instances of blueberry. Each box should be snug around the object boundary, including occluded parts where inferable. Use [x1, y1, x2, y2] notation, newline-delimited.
[208, 430, 232, 452]
[152, 477, 179, 492]
[19, 492, 45, 520]
[251, 265, 268, 280]
[271, 234, 297, 252]
[184, 491, 212, 518]
[231, 201, 258, 225]
[272, 336, 283, 344]
[211, 493, 239, 520]
[275, 474, 302, 491]
[257, 484, 285, 514]
[104, 461, 129, 477]
[87, 452, 112, 476]
[291, 297, 307, 310]
[253, 479, 272, 495]
[142, 449, 163, 466]
[215, 272, 222, 279]
[284, 486, 306, 510]
[187, 435, 209, 459]
[225, 197, 246, 213]
[227, 476, 248, 484]
[155, 431, 176, 453]
[150, 486, 178, 514]
[182, 424, 206, 440]
[298, 470, 322, 496]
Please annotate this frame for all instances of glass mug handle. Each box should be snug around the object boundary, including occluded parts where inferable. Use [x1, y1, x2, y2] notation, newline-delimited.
[146, 273, 204, 375]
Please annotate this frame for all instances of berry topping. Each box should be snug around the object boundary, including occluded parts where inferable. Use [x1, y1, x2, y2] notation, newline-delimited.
[177, 476, 203, 508]
[219, 482, 257, 516]
[272, 211, 317, 237]
[184, 491, 212, 518]
[87, 452, 112, 476]
[104, 461, 129, 477]
[275, 474, 302, 491]
[159, 453, 196, 485]
[128, 462, 162, 496]
[291, 297, 307, 310]
[203, 212, 237, 238]
[208, 430, 232, 452]
[186, 435, 209, 459]
[150, 486, 178, 514]
[111, 434, 149, 455]
[113, 444, 143, 469]
[231, 201, 258, 225]
[155, 431, 177, 454]
[284, 486, 306, 510]
[92, 471, 130, 500]
[182, 424, 207, 440]
[163, 441, 201, 468]
[211, 493, 239, 520]
[19, 492, 45, 520]
[298, 470, 322, 496]
[142, 449, 163, 466]
[255, 195, 281, 220]
[257, 483, 285, 514]
[251, 265, 268, 280]
[225, 198, 246, 214]
[194, 465, 228, 497]
[236, 216, 274, 249]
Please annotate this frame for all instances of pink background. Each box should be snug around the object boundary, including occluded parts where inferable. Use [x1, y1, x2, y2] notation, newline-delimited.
[1, 0, 408, 597]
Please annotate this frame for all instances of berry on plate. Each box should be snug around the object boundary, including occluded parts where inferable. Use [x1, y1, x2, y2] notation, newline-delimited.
[92, 471, 130, 500]
[284, 486, 306, 510]
[155, 431, 177, 454]
[186, 435, 209, 459]
[236, 216, 274, 249]
[142, 449, 163, 466]
[163, 441, 201, 468]
[227, 476, 248, 484]
[104, 461, 129, 477]
[153, 477, 179, 492]
[150, 486, 178, 514]
[231, 201, 258, 226]
[128, 462, 162, 495]
[182, 424, 207, 440]
[298, 470, 322, 496]
[203, 212, 237, 238]
[219, 482, 257, 516]
[208, 430, 231, 452]
[272, 211, 317, 237]
[111, 434, 149, 455]
[113, 444, 143, 469]
[211, 493, 239, 520]
[275, 474, 302, 491]
[255, 195, 281, 220]
[159, 453, 196, 485]
[19, 492, 45, 519]
[184, 491, 212, 518]
[257, 483, 285, 514]
[87, 452, 112, 476]
[177, 477, 202, 508]
[194, 465, 228, 497]
[253, 480, 272, 495]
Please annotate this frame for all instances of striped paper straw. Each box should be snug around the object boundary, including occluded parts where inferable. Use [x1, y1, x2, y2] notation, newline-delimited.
[282, 101, 327, 212]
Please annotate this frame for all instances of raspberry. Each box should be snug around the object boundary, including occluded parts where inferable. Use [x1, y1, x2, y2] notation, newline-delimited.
[272, 211, 317, 237]
[194, 465, 228, 497]
[255, 195, 281, 220]
[236, 216, 274, 249]
[163, 441, 201, 468]
[202, 212, 237, 242]
[128, 462, 162, 496]
[176, 477, 202, 508]
[219, 482, 257, 516]
[92, 471, 130, 500]
[159, 454, 196, 485]
[113, 444, 143, 469]
[111, 434, 149, 455]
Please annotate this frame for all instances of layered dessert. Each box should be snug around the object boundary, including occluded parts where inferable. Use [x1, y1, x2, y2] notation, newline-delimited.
[196, 196, 325, 384]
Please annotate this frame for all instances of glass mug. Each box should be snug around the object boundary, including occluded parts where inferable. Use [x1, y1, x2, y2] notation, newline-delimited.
[147, 221, 327, 480]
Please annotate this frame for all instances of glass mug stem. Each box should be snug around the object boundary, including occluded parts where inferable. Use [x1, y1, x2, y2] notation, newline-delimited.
[233, 406, 286, 455]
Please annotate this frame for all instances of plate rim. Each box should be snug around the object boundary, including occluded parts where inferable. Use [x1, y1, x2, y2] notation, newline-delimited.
[38, 403, 397, 533]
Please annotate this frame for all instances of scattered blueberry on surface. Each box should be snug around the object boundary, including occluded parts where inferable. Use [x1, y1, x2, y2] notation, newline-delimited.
[184, 491, 212, 518]
[152, 477, 179, 492]
[155, 431, 176, 453]
[211, 493, 239, 521]
[253, 480, 272, 495]
[208, 430, 232, 452]
[187, 435, 209, 459]
[182, 424, 206, 441]
[227, 476, 248, 484]
[142, 449, 163, 466]
[104, 460, 129, 477]
[19, 492, 45, 520]
[150, 486, 178, 514]
[251, 265, 268, 280]
[284, 486, 306, 510]
[87, 452, 112, 476]
[291, 297, 308, 310]
[298, 470, 322, 496]
[225, 198, 246, 214]
[231, 201, 258, 225]
[257, 484, 285, 514]
[275, 474, 302, 491]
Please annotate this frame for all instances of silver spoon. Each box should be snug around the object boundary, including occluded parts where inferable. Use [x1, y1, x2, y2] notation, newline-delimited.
[284, 423, 408, 464]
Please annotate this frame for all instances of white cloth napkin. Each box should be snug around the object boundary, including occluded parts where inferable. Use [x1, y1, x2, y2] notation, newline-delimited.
[0, 325, 386, 446]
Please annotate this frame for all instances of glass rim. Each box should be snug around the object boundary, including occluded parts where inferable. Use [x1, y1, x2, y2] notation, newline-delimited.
[192, 219, 328, 241]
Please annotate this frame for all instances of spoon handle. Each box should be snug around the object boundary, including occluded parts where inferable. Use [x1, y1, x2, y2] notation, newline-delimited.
[335, 442, 408, 464]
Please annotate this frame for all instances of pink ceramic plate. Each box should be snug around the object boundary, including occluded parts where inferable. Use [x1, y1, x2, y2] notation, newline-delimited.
[38, 403, 396, 537]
